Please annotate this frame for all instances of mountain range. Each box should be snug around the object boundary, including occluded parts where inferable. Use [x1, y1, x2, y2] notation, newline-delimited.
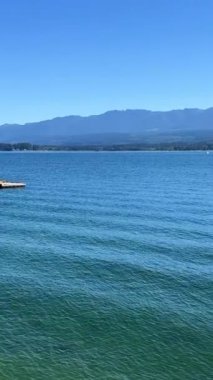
[0, 108, 213, 145]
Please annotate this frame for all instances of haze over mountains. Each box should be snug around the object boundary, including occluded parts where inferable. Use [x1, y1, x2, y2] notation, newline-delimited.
[0, 108, 213, 145]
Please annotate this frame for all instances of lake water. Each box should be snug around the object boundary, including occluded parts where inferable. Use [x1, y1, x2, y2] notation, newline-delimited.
[0, 152, 212, 379]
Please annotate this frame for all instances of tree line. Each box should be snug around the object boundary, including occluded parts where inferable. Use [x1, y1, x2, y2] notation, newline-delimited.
[0, 142, 212, 151]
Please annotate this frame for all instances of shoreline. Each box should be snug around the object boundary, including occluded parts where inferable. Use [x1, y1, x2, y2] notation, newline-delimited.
[0, 149, 212, 153]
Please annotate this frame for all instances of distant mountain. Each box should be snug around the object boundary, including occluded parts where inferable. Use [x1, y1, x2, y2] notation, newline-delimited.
[0, 108, 213, 145]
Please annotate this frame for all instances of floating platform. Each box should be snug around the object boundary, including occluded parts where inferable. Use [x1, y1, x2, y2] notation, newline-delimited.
[0, 181, 26, 189]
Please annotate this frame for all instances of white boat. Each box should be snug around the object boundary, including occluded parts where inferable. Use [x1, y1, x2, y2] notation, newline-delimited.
[0, 180, 26, 189]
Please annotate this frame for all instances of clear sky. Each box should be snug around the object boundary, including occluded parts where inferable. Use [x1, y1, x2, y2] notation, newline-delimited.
[0, 0, 212, 124]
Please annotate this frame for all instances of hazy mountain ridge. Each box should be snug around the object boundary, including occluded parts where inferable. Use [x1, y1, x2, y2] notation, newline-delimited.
[0, 108, 213, 145]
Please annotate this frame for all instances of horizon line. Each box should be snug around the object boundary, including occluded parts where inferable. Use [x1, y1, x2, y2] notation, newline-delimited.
[1, 106, 212, 127]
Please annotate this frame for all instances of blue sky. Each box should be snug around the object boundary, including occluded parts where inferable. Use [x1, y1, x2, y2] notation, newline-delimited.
[0, 0, 212, 124]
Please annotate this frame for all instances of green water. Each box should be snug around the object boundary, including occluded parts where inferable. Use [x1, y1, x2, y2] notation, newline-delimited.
[0, 152, 212, 379]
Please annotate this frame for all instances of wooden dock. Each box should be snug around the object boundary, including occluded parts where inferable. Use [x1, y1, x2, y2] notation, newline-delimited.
[0, 181, 26, 189]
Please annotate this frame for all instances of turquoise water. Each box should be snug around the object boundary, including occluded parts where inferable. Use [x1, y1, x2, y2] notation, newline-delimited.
[0, 152, 212, 379]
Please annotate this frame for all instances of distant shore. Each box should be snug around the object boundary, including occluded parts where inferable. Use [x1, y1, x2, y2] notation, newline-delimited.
[0, 142, 212, 152]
